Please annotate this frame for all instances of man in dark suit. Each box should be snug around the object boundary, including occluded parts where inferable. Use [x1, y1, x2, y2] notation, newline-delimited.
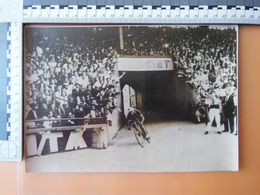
[37, 75, 46, 94]
[37, 103, 49, 118]
[222, 88, 235, 133]
[26, 103, 39, 120]
[96, 90, 108, 112]
[26, 103, 40, 128]
[72, 82, 83, 104]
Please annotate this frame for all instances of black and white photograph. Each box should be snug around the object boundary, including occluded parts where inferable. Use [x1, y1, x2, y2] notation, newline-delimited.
[23, 24, 238, 172]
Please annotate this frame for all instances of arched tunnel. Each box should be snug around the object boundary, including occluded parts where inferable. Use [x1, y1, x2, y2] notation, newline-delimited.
[119, 70, 197, 122]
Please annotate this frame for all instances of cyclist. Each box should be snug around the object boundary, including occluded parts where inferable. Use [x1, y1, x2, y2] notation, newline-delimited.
[126, 107, 150, 141]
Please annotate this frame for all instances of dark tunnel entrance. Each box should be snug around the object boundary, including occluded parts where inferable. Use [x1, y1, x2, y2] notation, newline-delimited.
[120, 70, 196, 122]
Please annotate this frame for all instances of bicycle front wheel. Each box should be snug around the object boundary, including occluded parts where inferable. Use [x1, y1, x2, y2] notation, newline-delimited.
[134, 127, 146, 148]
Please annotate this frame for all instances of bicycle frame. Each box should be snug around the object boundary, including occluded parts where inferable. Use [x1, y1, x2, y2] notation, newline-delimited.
[129, 119, 149, 148]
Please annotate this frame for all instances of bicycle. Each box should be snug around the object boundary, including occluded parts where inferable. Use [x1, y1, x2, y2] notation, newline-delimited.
[128, 119, 150, 148]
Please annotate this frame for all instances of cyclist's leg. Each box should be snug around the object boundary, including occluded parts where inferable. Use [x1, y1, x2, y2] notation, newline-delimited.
[139, 124, 150, 142]
[127, 120, 133, 130]
[135, 119, 148, 136]
[140, 124, 148, 136]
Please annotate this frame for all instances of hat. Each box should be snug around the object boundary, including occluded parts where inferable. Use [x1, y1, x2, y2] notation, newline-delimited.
[128, 107, 135, 112]
[29, 103, 38, 108]
[26, 98, 34, 104]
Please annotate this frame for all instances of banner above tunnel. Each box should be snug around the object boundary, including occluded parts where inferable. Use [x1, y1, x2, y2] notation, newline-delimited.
[117, 56, 174, 71]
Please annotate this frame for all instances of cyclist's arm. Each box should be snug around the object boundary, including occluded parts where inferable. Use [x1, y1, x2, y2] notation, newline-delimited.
[135, 109, 145, 124]
[140, 115, 145, 124]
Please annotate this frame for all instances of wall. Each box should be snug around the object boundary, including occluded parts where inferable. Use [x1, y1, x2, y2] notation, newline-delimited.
[168, 70, 197, 120]
[0, 25, 260, 195]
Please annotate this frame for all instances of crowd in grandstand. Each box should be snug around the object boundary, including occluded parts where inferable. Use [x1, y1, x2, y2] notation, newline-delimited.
[122, 26, 237, 134]
[24, 27, 125, 128]
[122, 26, 237, 90]
[24, 25, 237, 133]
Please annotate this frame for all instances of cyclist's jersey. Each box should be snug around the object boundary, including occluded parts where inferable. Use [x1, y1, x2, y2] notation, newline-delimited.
[126, 109, 144, 124]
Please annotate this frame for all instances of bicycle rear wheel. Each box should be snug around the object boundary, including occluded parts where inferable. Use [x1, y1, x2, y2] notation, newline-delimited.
[134, 127, 146, 148]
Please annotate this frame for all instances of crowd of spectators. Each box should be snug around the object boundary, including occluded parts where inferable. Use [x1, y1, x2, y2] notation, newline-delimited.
[24, 27, 124, 128]
[121, 26, 237, 124]
[121, 26, 237, 94]
[24, 25, 238, 129]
